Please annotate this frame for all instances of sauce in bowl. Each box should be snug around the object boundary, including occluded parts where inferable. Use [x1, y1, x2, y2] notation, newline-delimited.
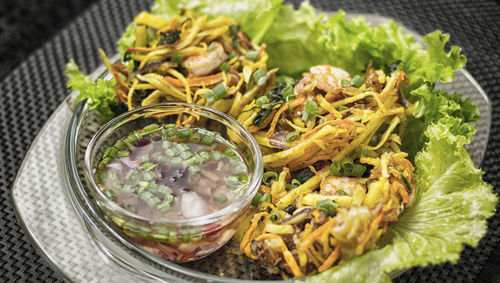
[96, 124, 249, 221]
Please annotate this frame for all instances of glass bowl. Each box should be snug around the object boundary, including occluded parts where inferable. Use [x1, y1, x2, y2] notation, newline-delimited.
[83, 103, 263, 262]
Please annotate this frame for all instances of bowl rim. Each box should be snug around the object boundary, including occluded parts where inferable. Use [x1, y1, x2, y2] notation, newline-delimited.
[83, 102, 263, 226]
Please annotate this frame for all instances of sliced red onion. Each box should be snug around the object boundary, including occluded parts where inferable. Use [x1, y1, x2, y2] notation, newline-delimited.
[269, 139, 288, 149]
[131, 61, 177, 77]
[119, 156, 140, 169]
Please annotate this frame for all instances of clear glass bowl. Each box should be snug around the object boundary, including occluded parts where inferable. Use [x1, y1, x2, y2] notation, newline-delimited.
[83, 103, 263, 262]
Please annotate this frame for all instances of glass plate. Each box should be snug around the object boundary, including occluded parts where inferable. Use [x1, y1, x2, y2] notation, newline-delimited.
[11, 14, 491, 283]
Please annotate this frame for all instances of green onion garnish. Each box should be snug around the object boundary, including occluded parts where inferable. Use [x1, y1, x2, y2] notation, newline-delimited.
[316, 199, 338, 216]
[253, 69, 267, 86]
[291, 179, 301, 187]
[213, 193, 228, 206]
[104, 189, 115, 201]
[341, 79, 351, 88]
[204, 91, 217, 105]
[341, 157, 354, 171]
[228, 52, 236, 60]
[245, 50, 259, 60]
[251, 192, 262, 206]
[263, 171, 278, 186]
[117, 150, 130, 157]
[337, 190, 348, 196]
[330, 161, 341, 176]
[286, 131, 300, 142]
[351, 164, 367, 177]
[301, 100, 318, 121]
[338, 105, 348, 111]
[170, 53, 184, 64]
[170, 157, 183, 167]
[360, 147, 368, 157]
[270, 211, 282, 223]
[256, 96, 269, 107]
[260, 192, 271, 203]
[212, 82, 227, 99]
[219, 62, 231, 72]
[351, 75, 364, 88]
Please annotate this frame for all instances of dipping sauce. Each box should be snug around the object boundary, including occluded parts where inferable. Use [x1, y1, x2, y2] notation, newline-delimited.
[96, 124, 249, 221]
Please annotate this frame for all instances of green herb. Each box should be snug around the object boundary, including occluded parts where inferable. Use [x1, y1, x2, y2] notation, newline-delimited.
[330, 161, 341, 176]
[213, 193, 228, 206]
[301, 100, 318, 121]
[170, 53, 184, 64]
[219, 62, 231, 72]
[253, 69, 268, 86]
[251, 192, 262, 207]
[316, 199, 337, 216]
[351, 75, 364, 88]
[263, 171, 278, 186]
[245, 50, 259, 60]
[270, 211, 282, 223]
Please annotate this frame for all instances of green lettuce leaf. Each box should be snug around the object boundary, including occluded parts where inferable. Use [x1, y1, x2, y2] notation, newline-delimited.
[305, 122, 497, 283]
[261, 2, 332, 76]
[65, 59, 118, 122]
[152, 0, 283, 44]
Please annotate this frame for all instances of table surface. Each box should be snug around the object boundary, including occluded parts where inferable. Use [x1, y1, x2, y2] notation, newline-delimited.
[0, 0, 499, 282]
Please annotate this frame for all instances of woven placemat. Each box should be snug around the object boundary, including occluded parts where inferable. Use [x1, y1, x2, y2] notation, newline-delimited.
[0, 0, 498, 282]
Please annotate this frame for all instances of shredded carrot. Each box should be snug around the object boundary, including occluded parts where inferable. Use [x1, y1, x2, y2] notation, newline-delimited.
[299, 218, 336, 252]
[265, 95, 306, 138]
[318, 245, 340, 272]
[355, 212, 384, 255]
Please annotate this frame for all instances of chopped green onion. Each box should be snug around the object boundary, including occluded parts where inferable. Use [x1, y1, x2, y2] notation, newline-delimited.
[253, 69, 267, 86]
[201, 135, 215, 146]
[338, 105, 348, 111]
[115, 141, 126, 150]
[175, 143, 190, 152]
[256, 95, 269, 107]
[330, 161, 341, 176]
[153, 154, 167, 163]
[168, 231, 178, 243]
[287, 102, 295, 115]
[157, 201, 173, 213]
[98, 157, 111, 170]
[360, 147, 368, 157]
[199, 151, 211, 162]
[228, 52, 236, 60]
[170, 157, 183, 167]
[117, 150, 130, 157]
[177, 128, 192, 139]
[211, 150, 225, 161]
[225, 175, 240, 189]
[224, 149, 237, 158]
[207, 42, 216, 50]
[219, 62, 231, 72]
[143, 171, 156, 181]
[126, 170, 141, 181]
[181, 230, 190, 243]
[144, 124, 159, 133]
[281, 85, 295, 99]
[263, 171, 278, 186]
[179, 151, 194, 160]
[103, 147, 117, 159]
[233, 164, 247, 175]
[165, 147, 178, 158]
[245, 50, 259, 60]
[104, 189, 115, 201]
[301, 100, 318, 121]
[260, 192, 271, 203]
[170, 53, 184, 64]
[213, 193, 228, 206]
[351, 75, 364, 88]
[270, 211, 282, 224]
[341, 79, 351, 88]
[212, 82, 227, 99]
[141, 161, 157, 171]
[341, 157, 354, 171]
[251, 192, 262, 206]
[291, 179, 301, 187]
[189, 132, 202, 143]
[162, 140, 172, 149]
[337, 190, 348, 196]
[286, 131, 300, 142]
[315, 199, 338, 216]
[204, 91, 217, 105]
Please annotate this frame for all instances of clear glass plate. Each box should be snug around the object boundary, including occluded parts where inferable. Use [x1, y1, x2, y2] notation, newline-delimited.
[11, 14, 491, 283]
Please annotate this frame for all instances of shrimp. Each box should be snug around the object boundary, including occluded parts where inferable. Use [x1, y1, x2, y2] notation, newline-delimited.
[294, 65, 351, 97]
[182, 42, 227, 77]
[320, 176, 362, 196]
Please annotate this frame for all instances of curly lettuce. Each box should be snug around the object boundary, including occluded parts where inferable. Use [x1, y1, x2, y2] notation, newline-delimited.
[65, 59, 118, 122]
[307, 122, 497, 283]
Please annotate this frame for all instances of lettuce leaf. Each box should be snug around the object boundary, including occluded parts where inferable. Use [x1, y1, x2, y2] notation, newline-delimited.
[153, 0, 282, 44]
[306, 122, 497, 283]
[65, 59, 118, 122]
